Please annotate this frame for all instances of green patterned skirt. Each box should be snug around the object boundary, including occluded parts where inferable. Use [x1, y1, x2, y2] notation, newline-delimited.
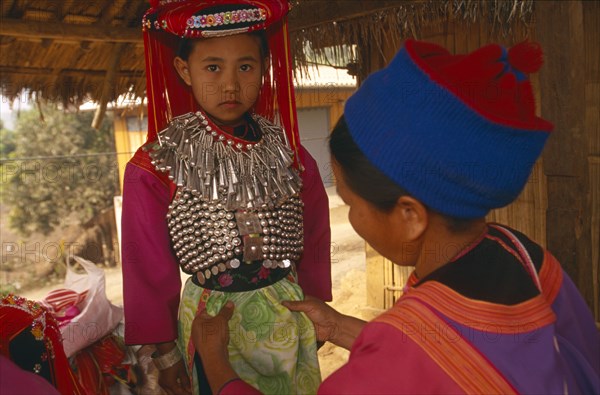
[178, 274, 322, 394]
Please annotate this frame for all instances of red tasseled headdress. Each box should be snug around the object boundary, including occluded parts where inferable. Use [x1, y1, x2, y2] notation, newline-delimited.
[142, 0, 301, 167]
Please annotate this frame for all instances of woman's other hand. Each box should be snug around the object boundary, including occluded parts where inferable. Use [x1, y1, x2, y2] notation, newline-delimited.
[192, 301, 234, 358]
[282, 295, 340, 342]
[191, 301, 239, 394]
[283, 295, 366, 350]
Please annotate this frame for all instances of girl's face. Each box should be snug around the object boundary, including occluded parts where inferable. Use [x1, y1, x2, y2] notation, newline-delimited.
[174, 34, 265, 127]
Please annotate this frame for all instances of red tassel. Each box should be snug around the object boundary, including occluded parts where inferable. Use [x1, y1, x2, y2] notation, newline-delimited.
[508, 41, 544, 74]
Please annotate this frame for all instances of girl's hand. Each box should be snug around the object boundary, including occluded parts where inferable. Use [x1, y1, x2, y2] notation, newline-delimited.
[157, 359, 192, 395]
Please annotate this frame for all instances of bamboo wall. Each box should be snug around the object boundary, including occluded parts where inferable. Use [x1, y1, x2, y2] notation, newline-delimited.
[585, 3, 600, 322]
[364, 10, 599, 321]
[534, 1, 599, 321]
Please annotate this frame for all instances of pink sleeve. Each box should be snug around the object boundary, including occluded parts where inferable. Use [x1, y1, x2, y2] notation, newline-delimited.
[298, 146, 332, 301]
[218, 379, 262, 395]
[318, 322, 463, 394]
[121, 163, 182, 345]
[1, 355, 60, 395]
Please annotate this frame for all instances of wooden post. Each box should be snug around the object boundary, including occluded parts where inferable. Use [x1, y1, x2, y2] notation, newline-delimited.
[583, 1, 600, 321]
[92, 42, 126, 129]
[535, 1, 595, 310]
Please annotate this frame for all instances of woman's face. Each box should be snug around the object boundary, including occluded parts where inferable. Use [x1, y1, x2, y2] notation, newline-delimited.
[332, 161, 421, 266]
[174, 34, 264, 127]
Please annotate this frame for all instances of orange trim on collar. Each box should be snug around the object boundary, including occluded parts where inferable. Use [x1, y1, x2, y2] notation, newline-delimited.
[404, 282, 556, 334]
[539, 250, 563, 304]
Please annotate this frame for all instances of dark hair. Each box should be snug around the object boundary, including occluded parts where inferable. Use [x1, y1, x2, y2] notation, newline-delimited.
[329, 115, 408, 212]
[176, 30, 270, 61]
[329, 115, 477, 232]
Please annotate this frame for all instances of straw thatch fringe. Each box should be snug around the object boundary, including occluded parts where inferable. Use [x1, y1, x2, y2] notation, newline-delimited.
[290, 0, 534, 79]
[0, 0, 534, 105]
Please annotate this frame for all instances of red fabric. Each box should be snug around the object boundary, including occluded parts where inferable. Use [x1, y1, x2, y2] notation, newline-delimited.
[74, 336, 127, 395]
[42, 288, 88, 327]
[405, 39, 553, 132]
[0, 295, 84, 395]
[43, 288, 87, 313]
[75, 350, 109, 395]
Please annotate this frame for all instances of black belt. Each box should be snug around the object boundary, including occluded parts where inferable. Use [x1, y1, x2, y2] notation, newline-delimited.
[190, 260, 292, 292]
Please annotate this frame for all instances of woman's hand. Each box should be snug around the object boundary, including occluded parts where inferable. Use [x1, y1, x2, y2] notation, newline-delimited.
[282, 295, 340, 342]
[192, 301, 234, 358]
[283, 295, 366, 350]
[191, 301, 239, 394]
[157, 359, 191, 395]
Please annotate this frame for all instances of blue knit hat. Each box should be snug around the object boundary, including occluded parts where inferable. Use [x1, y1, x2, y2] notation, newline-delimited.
[344, 39, 553, 218]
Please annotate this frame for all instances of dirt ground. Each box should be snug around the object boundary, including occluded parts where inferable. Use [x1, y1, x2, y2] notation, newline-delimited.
[20, 188, 380, 380]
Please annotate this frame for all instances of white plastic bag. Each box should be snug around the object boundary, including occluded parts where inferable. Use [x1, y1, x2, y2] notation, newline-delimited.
[59, 256, 123, 358]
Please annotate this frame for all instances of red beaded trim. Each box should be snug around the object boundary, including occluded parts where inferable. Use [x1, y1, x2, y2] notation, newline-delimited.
[197, 110, 262, 152]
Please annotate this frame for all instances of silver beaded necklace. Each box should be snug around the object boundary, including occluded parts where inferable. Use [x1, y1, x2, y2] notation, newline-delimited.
[149, 111, 302, 211]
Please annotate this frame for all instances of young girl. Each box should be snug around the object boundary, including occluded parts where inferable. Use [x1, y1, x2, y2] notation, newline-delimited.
[121, 1, 331, 394]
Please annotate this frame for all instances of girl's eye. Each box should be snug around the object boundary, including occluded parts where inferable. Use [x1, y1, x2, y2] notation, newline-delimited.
[207, 65, 219, 72]
[240, 64, 252, 72]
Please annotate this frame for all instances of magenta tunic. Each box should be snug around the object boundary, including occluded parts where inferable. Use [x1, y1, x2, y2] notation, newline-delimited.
[0, 355, 61, 395]
[219, 226, 600, 395]
[121, 146, 332, 345]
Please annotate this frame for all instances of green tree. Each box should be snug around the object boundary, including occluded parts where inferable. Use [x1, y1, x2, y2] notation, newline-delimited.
[2, 105, 118, 236]
[0, 120, 16, 158]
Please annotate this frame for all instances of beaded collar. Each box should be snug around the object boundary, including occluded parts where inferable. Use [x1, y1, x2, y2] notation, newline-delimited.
[148, 111, 302, 211]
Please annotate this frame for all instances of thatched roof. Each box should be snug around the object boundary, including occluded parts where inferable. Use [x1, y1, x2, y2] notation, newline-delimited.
[0, 1, 534, 110]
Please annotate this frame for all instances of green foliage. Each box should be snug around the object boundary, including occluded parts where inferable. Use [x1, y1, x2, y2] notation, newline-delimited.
[0, 121, 16, 158]
[1, 105, 118, 236]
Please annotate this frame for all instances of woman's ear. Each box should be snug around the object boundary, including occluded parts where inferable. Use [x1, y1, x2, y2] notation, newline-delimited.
[393, 196, 428, 241]
[173, 57, 192, 86]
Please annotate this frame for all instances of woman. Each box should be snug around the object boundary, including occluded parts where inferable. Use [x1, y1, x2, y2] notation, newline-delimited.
[190, 39, 600, 394]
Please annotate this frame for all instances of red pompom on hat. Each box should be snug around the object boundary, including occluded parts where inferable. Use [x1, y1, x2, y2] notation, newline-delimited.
[508, 41, 544, 73]
[411, 40, 552, 132]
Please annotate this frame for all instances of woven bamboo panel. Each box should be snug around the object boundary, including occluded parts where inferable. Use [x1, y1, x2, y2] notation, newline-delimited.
[589, 156, 600, 321]
[486, 159, 547, 247]
[365, 243, 413, 310]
